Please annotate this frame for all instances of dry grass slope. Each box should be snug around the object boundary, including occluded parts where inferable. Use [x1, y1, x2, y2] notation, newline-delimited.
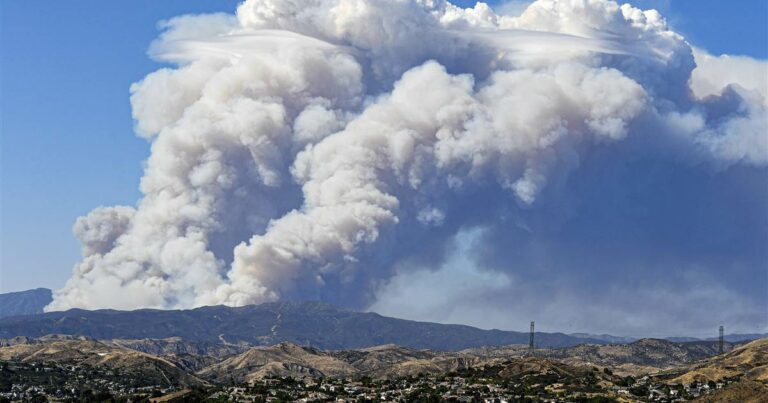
[671, 338, 768, 384]
[693, 380, 768, 402]
[197, 342, 357, 383]
[0, 336, 204, 386]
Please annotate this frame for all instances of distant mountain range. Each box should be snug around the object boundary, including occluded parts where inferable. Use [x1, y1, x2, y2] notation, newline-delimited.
[667, 333, 768, 343]
[0, 300, 603, 350]
[0, 288, 51, 318]
[569, 332, 638, 344]
[0, 288, 764, 348]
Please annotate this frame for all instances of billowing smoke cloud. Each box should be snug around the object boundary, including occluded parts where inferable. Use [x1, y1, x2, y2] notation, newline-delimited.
[48, 0, 767, 335]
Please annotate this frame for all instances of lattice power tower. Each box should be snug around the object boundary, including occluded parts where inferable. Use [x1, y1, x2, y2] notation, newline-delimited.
[529, 321, 535, 356]
[719, 325, 724, 354]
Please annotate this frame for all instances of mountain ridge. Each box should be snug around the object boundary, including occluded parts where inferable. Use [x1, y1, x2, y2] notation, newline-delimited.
[0, 300, 604, 351]
[0, 288, 52, 319]
[0, 289, 764, 347]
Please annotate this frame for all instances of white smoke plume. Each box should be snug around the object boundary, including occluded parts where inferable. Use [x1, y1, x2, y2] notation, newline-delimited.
[48, 0, 767, 313]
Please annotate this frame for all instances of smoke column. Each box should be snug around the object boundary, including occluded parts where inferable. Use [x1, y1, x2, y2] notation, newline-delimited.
[48, 0, 767, 313]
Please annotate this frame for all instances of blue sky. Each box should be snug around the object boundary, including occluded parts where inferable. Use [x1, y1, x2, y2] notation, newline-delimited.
[1, 0, 766, 295]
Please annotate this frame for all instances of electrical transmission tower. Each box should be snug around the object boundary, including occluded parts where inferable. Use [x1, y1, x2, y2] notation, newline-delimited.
[529, 321, 535, 356]
[719, 325, 724, 354]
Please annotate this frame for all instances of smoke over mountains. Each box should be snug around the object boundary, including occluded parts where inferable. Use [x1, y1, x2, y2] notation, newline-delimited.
[47, 0, 766, 336]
